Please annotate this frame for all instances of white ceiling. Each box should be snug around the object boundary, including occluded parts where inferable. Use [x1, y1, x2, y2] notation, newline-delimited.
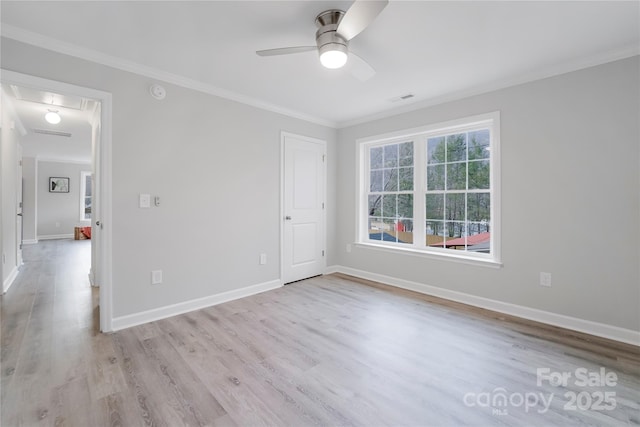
[1, 1, 638, 127]
[2, 84, 93, 162]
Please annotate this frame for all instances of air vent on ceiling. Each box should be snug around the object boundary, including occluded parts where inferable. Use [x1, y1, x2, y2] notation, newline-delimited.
[33, 129, 72, 138]
[391, 93, 415, 103]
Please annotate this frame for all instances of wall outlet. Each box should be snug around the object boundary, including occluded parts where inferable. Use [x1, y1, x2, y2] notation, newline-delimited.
[259, 253, 267, 265]
[55, 222, 60, 228]
[346, 243, 352, 253]
[540, 272, 552, 287]
[151, 270, 163, 285]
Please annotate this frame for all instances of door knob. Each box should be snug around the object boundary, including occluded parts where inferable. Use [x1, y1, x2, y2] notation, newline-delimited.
[285, 216, 292, 220]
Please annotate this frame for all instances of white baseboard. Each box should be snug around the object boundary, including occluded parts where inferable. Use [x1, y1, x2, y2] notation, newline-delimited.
[111, 279, 282, 331]
[3, 266, 19, 294]
[22, 239, 38, 245]
[37, 234, 74, 240]
[326, 265, 640, 346]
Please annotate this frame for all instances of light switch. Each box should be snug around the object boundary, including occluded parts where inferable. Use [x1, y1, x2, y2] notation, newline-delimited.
[139, 193, 151, 208]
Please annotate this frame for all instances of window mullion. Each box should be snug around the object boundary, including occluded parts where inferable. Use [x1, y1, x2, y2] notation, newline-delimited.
[414, 136, 426, 249]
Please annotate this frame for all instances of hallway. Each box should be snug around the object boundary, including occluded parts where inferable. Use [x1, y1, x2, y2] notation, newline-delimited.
[1, 239, 98, 425]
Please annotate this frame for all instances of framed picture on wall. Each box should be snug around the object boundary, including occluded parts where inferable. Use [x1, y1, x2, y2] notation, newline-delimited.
[49, 177, 70, 193]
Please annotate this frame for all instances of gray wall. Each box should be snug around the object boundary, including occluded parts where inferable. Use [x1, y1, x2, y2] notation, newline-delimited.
[1, 37, 337, 317]
[3, 36, 637, 333]
[336, 56, 640, 331]
[37, 160, 91, 238]
[21, 156, 37, 242]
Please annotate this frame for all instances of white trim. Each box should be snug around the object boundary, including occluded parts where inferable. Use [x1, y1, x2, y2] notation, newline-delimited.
[2, 24, 636, 131]
[1, 25, 335, 129]
[22, 239, 38, 245]
[2, 266, 19, 294]
[337, 44, 640, 128]
[37, 158, 91, 166]
[1, 69, 115, 333]
[326, 265, 640, 347]
[37, 234, 74, 240]
[111, 279, 282, 331]
[353, 242, 502, 268]
[88, 268, 96, 287]
[356, 112, 501, 264]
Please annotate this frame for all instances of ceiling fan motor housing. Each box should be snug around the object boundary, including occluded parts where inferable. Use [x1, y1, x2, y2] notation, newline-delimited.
[315, 9, 348, 58]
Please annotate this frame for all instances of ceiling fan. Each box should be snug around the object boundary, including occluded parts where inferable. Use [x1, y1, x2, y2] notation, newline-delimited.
[256, 0, 388, 81]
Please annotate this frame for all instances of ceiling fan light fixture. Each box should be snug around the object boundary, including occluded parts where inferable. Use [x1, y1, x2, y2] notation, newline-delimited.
[45, 109, 61, 125]
[319, 43, 348, 69]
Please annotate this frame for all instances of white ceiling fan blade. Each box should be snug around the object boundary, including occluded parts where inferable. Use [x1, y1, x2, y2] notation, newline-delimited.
[256, 46, 316, 57]
[337, 0, 389, 41]
[347, 51, 376, 82]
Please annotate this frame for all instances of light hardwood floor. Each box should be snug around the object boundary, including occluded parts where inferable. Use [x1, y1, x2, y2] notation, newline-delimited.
[2, 240, 639, 426]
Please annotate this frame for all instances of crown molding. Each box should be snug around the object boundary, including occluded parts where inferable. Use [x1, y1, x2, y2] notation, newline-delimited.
[1, 25, 337, 128]
[3, 24, 637, 131]
[337, 43, 640, 129]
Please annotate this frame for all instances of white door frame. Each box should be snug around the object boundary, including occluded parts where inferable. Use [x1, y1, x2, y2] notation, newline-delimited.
[1, 69, 114, 332]
[280, 131, 327, 284]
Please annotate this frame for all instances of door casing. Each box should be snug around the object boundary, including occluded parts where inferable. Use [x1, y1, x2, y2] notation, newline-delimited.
[1, 69, 114, 332]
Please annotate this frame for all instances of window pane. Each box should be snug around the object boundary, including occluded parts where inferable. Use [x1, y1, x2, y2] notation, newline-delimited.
[396, 220, 412, 244]
[384, 144, 398, 168]
[368, 195, 382, 216]
[446, 163, 466, 190]
[467, 193, 490, 222]
[425, 194, 444, 220]
[399, 142, 413, 166]
[370, 146, 383, 169]
[427, 137, 445, 164]
[399, 167, 413, 191]
[468, 129, 490, 160]
[468, 160, 490, 189]
[427, 164, 445, 191]
[382, 194, 397, 218]
[383, 168, 398, 191]
[446, 133, 467, 162]
[370, 170, 383, 192]
[383, 219, 397, 241]
[467, 225, 490, 253]
[445, 193, 465, 222]
[467, 222, 490, 235]
[84, 197, 91, 220]
[426, 221, 445, 246]
[444, 222, 466, 245]
[397, 194, 413, 218]
[85, 175, 92, 197]
[369, 217, 383, 240]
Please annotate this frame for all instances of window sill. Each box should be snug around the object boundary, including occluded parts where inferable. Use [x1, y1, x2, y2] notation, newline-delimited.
[354, 242, 503, 269]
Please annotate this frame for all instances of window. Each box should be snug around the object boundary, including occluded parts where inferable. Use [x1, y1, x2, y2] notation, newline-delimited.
[80, 171, 92, 221]
[358, 112, 500, 264]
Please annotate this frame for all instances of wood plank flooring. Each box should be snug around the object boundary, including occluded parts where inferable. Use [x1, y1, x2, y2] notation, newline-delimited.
[2, 239, 639, 426]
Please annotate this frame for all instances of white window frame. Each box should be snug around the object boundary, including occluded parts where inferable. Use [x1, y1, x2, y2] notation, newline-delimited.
[80, 170, 92, 221]
[356, 112, 501, 267]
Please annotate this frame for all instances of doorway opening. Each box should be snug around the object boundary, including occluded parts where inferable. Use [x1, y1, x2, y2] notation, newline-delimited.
[1, 70, 113, 332]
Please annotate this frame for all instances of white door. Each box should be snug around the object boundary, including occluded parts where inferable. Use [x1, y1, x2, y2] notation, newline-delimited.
[16, 146, 23, 267]
[282, 133, 326, 284]
[90, 105, 101, 287]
